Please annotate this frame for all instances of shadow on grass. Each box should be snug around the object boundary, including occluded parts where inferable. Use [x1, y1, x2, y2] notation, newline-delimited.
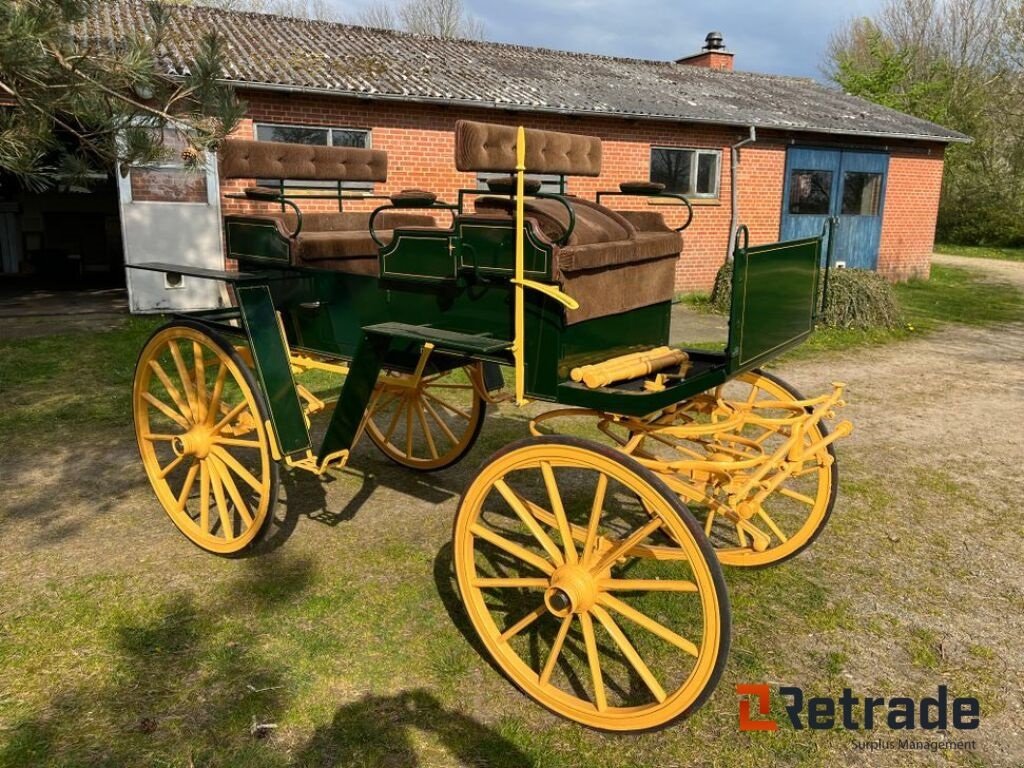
[0, 553, 533, 768]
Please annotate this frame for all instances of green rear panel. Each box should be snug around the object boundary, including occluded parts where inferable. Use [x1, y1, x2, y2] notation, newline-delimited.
[225, 219, 291, 265]
[727, 237, 822, 370]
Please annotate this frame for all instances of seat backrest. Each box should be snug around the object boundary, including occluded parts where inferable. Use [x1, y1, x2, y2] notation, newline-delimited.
[454, 120, 602, 177]
[218, 138, 388, 183]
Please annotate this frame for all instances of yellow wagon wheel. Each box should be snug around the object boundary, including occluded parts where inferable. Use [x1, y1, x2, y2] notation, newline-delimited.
[366, 363, 486, 471]
[133, 321, 279, 556]
[687, 369, 838, 568]
[454, 436, 729, 731]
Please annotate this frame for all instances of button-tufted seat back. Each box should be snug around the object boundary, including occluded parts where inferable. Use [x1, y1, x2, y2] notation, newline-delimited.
[454, 120, 602, 177]
[219, 139, 388, 182]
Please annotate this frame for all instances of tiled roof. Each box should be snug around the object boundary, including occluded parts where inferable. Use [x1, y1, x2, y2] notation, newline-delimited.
[79, 0, 969, 143]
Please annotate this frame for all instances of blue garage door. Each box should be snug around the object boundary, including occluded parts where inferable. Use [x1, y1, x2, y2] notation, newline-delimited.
[781, 147, 889, 269]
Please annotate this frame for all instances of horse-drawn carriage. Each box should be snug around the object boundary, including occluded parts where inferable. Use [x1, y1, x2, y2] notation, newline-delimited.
[130, 120, 851, 731]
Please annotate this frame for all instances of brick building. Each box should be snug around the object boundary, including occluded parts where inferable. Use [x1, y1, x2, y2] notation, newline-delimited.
[0, 0, 967, 304]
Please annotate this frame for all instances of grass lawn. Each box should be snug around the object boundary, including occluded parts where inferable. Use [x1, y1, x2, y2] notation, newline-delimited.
[934, 243, 1024, 262]
[1, 261, 1021, 767]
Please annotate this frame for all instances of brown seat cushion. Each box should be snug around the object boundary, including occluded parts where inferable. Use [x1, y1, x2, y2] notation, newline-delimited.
[485, 176, 544, 195]
[295, 230, 393, 262]
[391, 189, 437, 207]
[619, 180, 666, 195]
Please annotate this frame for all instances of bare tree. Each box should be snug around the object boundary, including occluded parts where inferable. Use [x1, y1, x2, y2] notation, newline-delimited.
[187, 0, 339, 21]
[357, 0, 485, 39]
[825, 0, 1024, 245]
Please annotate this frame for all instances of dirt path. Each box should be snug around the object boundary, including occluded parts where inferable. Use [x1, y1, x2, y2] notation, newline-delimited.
[774, 254, 1023, 767]
[1, 255, 1021, 766]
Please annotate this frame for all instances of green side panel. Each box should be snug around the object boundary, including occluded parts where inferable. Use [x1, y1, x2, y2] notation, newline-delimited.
[380, 231, 457, 283]
[318, 333, 389, 462]
[236, 285, 311, 456]
[727, 237, 822, 371]
[225, 219, 291, 265]
[457, 219, 552, 279]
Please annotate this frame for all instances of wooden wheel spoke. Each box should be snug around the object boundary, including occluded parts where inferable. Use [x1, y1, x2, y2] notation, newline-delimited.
[370, 390, 400, 417]
[211, 455, 255, 528]
[142, 432, 179, 443]
[424, 391, 471, 421]
[142, 391, 190, 429]
[383, 396, 407, 443]
[598, 578, 698, 592]
[499, 603, 547, 643]
[413, 400, 439, 459]
[582, 473, 607, 566]
[168, 340, 198, 420]
[210, 446, 263, 494]
[539, 614, 573, 686]
[405, 395, 415, 457]
[214, 437, 263, 449]
[591, 605, 666, 703]
[199, 461, 211, 534]
[540, 462, 578, 564]
[158, 453, 186, 480]
[207, 459, 234, 541]
[473, 577, 548, 589]
[704, 508, 716, 536]
[193, 341, 207, 423]
[599, 594, 699, 657]
[626, 543, 690, 561]
[755, 509, 788, 543]
[211, 400, 250, 436]
[579, 612, 607, 711]
[422, 397, 458, 445]
[470, 523, 555, 576]
[778, 486, 816, 505]
[494, 480, 565, 566]
[205, 363, 228, 425]
[147, 360, 194, 422]
[592, 517, 663, 573]
[175, 461, 199, 512]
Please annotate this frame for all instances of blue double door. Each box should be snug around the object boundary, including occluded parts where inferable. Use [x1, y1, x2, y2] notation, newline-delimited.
[780, 147, 889, 269]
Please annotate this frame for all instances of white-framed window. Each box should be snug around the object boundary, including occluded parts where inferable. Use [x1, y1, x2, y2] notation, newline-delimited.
[650, 147, 721, 198]
[476, 173, 567, 194]
[254, 123, 373, 190]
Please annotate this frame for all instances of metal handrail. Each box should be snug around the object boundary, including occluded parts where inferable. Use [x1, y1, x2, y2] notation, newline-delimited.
[594, 190, 695, 232]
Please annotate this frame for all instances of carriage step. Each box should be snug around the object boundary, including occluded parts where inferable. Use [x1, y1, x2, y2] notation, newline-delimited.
[363, 322, 511, 355]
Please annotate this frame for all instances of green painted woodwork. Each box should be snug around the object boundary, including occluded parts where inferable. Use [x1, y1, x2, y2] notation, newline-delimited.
[225, 219, 292, 265]
[727, 236, 822, 370]
[317, 332, 389, 462]
[236, 285, 311, 456]
[363, 322, 510, 355]
[380, 231, 458, 283]
[457, 218, 553, 279]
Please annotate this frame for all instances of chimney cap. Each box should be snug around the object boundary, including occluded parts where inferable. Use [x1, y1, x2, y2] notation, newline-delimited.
[704, 31, 725, 50]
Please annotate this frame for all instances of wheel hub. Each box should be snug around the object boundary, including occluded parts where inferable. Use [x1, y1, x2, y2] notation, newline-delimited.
[544, 565, 598, 617]
[172, 427, 214, 459]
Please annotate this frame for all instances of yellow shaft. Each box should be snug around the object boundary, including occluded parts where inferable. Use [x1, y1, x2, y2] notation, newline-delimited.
[573, 348, 689, 389]
[513, 126, 527, 405]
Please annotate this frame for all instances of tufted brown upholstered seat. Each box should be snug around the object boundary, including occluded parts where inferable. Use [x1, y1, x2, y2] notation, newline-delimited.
[470, 196, 682, 323]
[219, 138, 441, 275]
[453, 120, 683, 324]
[249, 211, 437, 275]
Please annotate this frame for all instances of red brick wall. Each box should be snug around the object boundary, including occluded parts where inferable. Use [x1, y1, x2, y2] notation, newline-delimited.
[221, 89, 944, 292]
[877, 146, 946, 281]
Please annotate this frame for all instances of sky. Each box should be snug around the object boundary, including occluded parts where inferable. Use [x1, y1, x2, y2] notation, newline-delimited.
[334, 0, 887, 80]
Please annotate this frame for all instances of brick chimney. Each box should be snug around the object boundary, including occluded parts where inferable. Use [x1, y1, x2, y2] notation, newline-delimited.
[676, 31, 734, 71]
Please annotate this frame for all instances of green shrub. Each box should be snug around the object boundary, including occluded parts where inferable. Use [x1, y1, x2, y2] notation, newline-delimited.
[708, 261, 903, 329]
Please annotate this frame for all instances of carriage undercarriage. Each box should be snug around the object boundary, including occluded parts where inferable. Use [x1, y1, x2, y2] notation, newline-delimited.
[130, 119, 852, 731]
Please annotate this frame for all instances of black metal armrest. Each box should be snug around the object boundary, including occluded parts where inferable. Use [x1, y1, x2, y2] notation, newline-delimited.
[594, 190, 695, 232]
[368, 202, 458, 248]
[224, 188, 304, 238]
[533, 192, 576, 246]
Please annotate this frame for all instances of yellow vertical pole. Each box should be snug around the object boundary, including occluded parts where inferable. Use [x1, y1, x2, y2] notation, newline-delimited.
[513, 126, 528, 406]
